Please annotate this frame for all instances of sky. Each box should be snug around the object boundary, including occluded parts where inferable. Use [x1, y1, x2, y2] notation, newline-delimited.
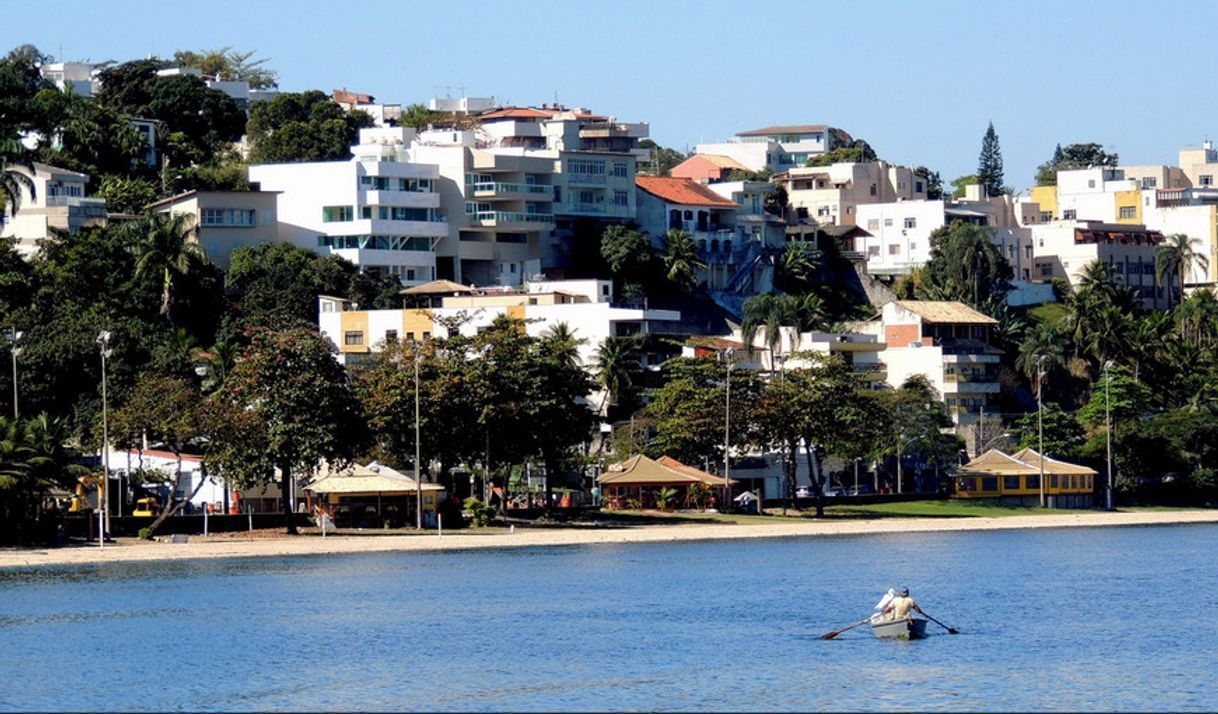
[10, 0, 1218, 190]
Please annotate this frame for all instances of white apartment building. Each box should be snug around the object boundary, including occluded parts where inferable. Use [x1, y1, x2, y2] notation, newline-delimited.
[39, 61, 99, 96]
[1026, 221, 1165, 308]
[0, 163, 107, 257]
[155, 67, 278, 108]
[635, 176, 740, 291]
[148, 190, 280, 270]
[774, 161, 927, 226]
[693, 124, 854, 173]
[249, 128, 448, 286]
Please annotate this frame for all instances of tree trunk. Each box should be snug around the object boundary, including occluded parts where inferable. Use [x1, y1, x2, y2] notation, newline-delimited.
[145, 451, 208, 537]
[804, 439, 826, 517]
[281, 462, 297, 534]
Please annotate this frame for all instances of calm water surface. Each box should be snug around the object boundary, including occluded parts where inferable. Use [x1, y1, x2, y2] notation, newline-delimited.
[1, 524, 1216, 712]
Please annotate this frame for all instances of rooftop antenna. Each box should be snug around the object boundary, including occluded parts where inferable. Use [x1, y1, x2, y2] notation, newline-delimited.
[458, 85, 466, 98]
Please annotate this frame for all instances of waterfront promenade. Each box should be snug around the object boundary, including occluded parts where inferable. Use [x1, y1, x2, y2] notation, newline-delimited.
[3, 509, 1217, 569]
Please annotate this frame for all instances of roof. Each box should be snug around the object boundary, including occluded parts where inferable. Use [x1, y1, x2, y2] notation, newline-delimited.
[736, 124, 828, 138]
[478, 107, 552, 120]
[959, 449, 1096, 477]
[31, 162, 88, 180]
[145, 189, 278, 211]
[893, 301, 998, 325]
[635, 176, 738, 208]
[696, 154, 750, 171]
[597, 454, 732, 486]
[305, 462, 445, 495]
[401, 279, 475, 295]
[686, 336, 758, 352]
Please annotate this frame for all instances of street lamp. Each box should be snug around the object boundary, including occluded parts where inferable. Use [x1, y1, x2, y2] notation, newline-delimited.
[1102, 360, 1115, 511]
[4, 327, 22, 420]
[1035, 354, 1047, 508]
[723, 347, 734, 511]
[413, 343, 423, 530]
[97, 331, 113, 547]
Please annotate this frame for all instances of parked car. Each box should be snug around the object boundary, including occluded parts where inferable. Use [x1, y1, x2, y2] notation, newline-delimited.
[795, 486, 812, 498]
[823, 487, 846, 497]
[847, 485, 874, 496]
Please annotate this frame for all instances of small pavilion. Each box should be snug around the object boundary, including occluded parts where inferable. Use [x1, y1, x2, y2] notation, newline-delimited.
[955, 448, 1097, 508]
[306, 462, 445, 527]
[598, 455, 733, 510]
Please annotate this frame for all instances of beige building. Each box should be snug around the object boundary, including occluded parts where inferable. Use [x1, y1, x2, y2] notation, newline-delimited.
[148, 190, 280, 270]
[774, 161, 927, 226]
[1, 163, 107, 257]
[1028, 221, 1165, 307]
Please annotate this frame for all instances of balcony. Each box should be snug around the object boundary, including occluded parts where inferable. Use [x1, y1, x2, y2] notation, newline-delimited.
[578, 122, 648, 139]
[465, 211, 554, 228]
[467, 182, 554, 200]
[45, 195, 108, 217]
[568, 173, 607, 186]
[362, 190, 440, 208]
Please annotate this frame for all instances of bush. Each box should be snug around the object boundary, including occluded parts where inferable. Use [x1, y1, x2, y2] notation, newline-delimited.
[137, 527, 152, 540]
[462, 498, 497, 527]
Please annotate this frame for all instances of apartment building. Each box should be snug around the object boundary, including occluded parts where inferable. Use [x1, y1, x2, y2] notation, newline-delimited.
[333, 89, 401, 127]
[723, 325, 887, 383]
[148, 190, 280, 269]
[249, 128, 448, 286]
[0, 163, 107, 257]
[670, 154, 751, 183]
[635, 177, 740, 291]
[39, 61, 99, 96]
[1027, 221, 1165, 307]
[317, 279, 681, 411]
[773, 161, 927, 227]
[692, 124, 854, 173]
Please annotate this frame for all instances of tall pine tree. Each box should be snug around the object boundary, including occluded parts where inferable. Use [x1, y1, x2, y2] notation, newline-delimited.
[977, 122, 1004, 197]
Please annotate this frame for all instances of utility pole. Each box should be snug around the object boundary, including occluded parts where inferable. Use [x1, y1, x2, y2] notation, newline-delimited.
[1036, 355, 1047, 508]
[723, 347, 734, 511]
[5, 328, 21, 420]
[1103, 360, 1114, 511]
[414, 346, 423, 530]
[97, 331, 112, 546]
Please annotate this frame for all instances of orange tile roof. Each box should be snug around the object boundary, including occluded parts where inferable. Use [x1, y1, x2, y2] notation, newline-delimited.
[635, 176, 739, 208]
[478, 107, 552, 120]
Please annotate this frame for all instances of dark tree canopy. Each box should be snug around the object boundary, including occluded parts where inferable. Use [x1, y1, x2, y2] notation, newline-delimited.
[1035, 143, 1120, 186]
[246, 90, 373, 163]
[977, 122, 1004, 197]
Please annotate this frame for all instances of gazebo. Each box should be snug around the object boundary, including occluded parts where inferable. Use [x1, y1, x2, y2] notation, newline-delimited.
[955, 448, 1097, 508]
[400, 279, 475, 308]
[598, 455, 733, 510]
[306, 462, 445, 527]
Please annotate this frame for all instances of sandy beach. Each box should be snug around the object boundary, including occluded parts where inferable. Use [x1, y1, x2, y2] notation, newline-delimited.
[2, 509, 1216, 569]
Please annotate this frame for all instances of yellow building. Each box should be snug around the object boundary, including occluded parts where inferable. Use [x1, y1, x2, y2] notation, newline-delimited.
[955, 448, 1097, 509]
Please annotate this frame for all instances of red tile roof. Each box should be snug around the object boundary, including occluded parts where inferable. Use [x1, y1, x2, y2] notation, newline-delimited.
[478, 107, 552, 120]
[635, 176, 738, 208]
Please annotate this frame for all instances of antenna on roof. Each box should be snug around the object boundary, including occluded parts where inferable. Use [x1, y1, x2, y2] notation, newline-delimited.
[458, 85, 466, 98]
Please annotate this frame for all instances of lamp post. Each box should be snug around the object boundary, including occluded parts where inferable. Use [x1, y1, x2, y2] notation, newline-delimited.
[1035, 354, 1047, 508]
[723, 347, 734, 511]
[5, 327, 22, 420]
[97, 331, 112, 546]
[414, 344, 423, 530]
[1102, 360, 1115, 511]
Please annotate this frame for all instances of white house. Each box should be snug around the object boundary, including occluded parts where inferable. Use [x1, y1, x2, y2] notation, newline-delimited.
[693, 124, 854, 173]
[0, 162, 107, 257]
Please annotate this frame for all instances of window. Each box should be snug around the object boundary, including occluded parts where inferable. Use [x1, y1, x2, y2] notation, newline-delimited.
[909, 243, 917, 252]
[817, 207, 830, 217]
[869, 183, 877, 196]
[1063, 209, 1077, 220]
[323, 206, 354, 222]
[981, 477, 998, 492]
[1039, 263, 1053, 277]
[1119, 206, 1137, 219]
[384, 330, 398, 343]
[1141, 177, 1157, 189]
[867, 246, 879, 256]
[1003, 476, 1021, 491]
[569, 158, 606, 176]
[903, 217, 916, 229]
[867, 219, 879, 231]
[343, 331, 364, 346]
[915, 181, 923, 193]
[1088, 179, 1096, 188]
[613, 190, 628, 206]
[1051, 475, 1059, 489]
[612, 162, 628, 178]
[884, 218, 893, 227]
[201, 208, 256, 226]
[887, 244, 901, 255]
[1026, 475, 1039, 490]
[422, 331, 431, 340]
[958, 477, 976, 492]
[1040, 211, 1053, 223]
[1202, 175, 1214, 186]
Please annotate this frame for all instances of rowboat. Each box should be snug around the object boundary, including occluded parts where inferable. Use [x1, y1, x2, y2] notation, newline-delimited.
[870, 616, 928, 640]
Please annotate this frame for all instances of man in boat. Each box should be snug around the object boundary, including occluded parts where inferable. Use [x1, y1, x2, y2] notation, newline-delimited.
[883, 587, 923, 621]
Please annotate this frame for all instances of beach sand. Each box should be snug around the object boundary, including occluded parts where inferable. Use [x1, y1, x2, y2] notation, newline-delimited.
[3, 509, 1217, 569]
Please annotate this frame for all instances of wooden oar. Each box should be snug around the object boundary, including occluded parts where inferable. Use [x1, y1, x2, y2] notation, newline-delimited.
[821, 617, 872, 640]
[920, 611, 959, 634]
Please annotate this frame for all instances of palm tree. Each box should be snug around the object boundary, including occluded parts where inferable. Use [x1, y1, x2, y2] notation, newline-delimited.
[541, 322, 585, 368]
[741, 294, 795, 362]
[0, 137, 35, 220]
[593, 336, 639, 414]
[1157, 233, 1209, 309]
[777, 240, 821, 290]
[1127, 311, 1170, 382]
[1017, 323, 1066, 395]
[661, 229, 706, 293]
[127, 212, 208, 321]
[192, 340, 240, 392]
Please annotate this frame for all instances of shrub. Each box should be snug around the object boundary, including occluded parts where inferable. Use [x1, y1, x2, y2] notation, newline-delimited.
[137, 528, 152, 540]
[462, 498, 497, 527]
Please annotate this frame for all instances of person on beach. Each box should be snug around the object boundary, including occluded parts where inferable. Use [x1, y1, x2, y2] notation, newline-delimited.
[883, 587, 923, 621]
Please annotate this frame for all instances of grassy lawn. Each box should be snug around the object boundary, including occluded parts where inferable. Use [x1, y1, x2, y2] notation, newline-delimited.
[825, 500, 1055, 519]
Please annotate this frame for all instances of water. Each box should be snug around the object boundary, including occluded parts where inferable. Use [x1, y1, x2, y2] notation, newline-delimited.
[1, 524, 1216, 712]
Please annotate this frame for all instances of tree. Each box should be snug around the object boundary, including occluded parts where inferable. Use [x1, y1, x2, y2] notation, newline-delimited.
[95, 59, 169, 115]
[1156, 233, 1209, 309]
[646, 357, 764, 469]
[246, 90, 374, 163]
[541, 321, 585, 368]
[126, 212, 209, 321]
[805, 140, 878, 167]
[775, 239, 821, 292]
[950, 174, 980, 200]
[740, 293, 828, 361]
[144, 74, 247, 166]
[917, 221, 1013, 306]
[0, 136, 34, 218]
[172, 47, 278, 88]
[1035, 143, 1119, 186]
[638, 139, 688, 177]
[207, 328, 369, 533]
[1015, 403, 1085, 461]
[877, 376, 957, 494]
[914, 166, 943, 199]
[660, 229, 706, 292]
[1078, 364, 1150, 430]
[976, 122, 1004, 197]
[593, 336, 640, 416]
[96, 175, 158, 214]
[32, 90, 146, 185]
[0, 45, 53, 133]
[599, 224, 654, 282]
[1017, 322, 1067, 396]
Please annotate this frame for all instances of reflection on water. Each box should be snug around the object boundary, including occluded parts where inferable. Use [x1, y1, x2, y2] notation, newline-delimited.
[1, 525, 1216, 711]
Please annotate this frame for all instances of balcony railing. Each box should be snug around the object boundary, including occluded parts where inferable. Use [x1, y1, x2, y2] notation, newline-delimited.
[466, 211, 554, 225]
[568, 173, 607, 186]
[467, 181, 554, 197]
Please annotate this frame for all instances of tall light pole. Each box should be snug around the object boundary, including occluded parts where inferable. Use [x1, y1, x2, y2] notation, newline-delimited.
[1103, 360, 1115, 511]
[5, 328, 22, 420]
[414, 344, 423, 530]
[723, 347, 734, 511]
[97, 331, 112, 546]
[1035, 354, 1047, 508]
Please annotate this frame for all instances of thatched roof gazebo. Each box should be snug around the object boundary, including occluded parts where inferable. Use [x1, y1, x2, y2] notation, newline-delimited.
[598, 455, 732, 510]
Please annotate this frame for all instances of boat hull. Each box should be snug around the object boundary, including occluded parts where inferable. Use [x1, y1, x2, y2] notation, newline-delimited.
[870, 617, 928, 640]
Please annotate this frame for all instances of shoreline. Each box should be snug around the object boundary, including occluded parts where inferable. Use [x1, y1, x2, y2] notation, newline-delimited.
[2, 509, 1217, 570]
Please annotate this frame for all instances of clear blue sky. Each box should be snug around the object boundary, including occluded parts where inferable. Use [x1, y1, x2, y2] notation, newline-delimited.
[12, 0, 1218, 190]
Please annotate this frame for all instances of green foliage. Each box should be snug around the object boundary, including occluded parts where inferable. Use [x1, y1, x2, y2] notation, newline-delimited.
[96, 175, 158, 213]
[247, 90, 374, 163]
[914, 166, 943, 199]
[172, 47, 278, 88]
[1078, 365, 1150, 429]
[660, 229, 706, 293]
[775, 240, 821, 293]
[138, 527, 152, 540]
[646, 357, 764, 466]
[463, 497, 497, 527]
[174, 153, 251, 193]
[740, 293, 828, 357]
[950, 174, 979, 200]
[1015, 403, 1085, 461]
[639, 139, 688, 177]
[146, 74, 247, 165]
[0, 45, 53, 134]
[654, 487, 678, 511]
[124, 212, 210, 321]
[805, 140, 878, 167]
[976, 122, 1004, 197]
[0, 413, 84, 544]
[1156, 234, 1209, 309]
[599, 224, 654, 281]
[916, 221, 1013, 306]
[32, 90, 146, 185]
[1035, 143, 1118, 186]
[1, 136, 35, 218]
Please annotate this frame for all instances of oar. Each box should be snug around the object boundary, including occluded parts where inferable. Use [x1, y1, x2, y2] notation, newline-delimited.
[920, 611, 959, 634]
[821, 616, 872, 640]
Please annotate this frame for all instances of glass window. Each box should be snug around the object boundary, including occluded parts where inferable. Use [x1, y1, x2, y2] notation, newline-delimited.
[904, 217, 917, 229]
[1003, 476, 1020, 491]
[1063, 209, 1077, 220]
[612, 162, 628, 178]
[1119, 206, 1136, 219]
[1025, 475, 1039, 490]
[384, 330, 398, 343]
[1051, 475, 1059, 489]
[323, 206, 354, 222]
[1201, 175, 1214, 186]
[343, 331, 364, 346]
[981, 477, 998, 492]
[614, 190, 629, 206]
[887, 244, 900, 255]
[884, 218, 893, 227]
[867, 219, 879, 231]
